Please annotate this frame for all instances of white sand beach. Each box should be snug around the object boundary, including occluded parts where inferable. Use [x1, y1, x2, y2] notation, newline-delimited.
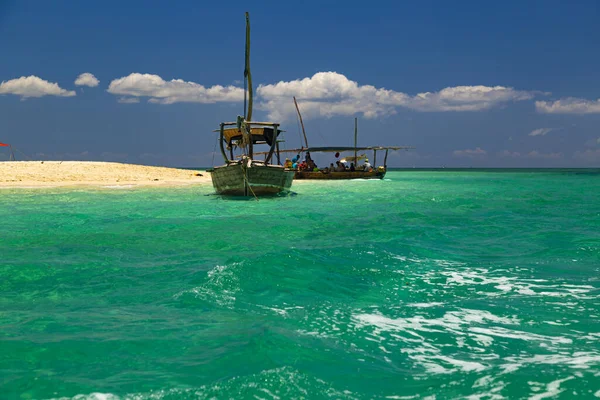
[0, 161, 211, 188]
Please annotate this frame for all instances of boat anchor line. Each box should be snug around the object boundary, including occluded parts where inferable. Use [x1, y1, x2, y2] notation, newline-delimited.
[241, 158, 258, 200]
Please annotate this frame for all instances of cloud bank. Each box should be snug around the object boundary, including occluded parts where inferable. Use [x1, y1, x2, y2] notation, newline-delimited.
[257, 72, 536, 120]
[75, 73, 99, 87]
[0, 75, 76, 98]
[498, 150, 564, 160]
[107, 73, 244, 104]
[105, 71, 537, 120]
[529, 128, 554, 137]
[536, 98, 600, 114]
[453, 147, 487, 158]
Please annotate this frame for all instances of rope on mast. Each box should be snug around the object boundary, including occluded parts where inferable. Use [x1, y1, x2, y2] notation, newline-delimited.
[293, 96, 309, 148]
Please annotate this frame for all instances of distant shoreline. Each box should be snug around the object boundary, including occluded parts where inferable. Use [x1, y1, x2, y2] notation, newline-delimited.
[1, 162, 597, 190]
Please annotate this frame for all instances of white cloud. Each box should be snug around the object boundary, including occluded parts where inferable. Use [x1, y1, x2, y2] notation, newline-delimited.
[107, 73, 244, 104]
[104, 71, 539, 120]
[117, 97, 140, 104]
[0, 75, 76, 98]
[408, 85, 535, 112]
[257, 72, 536, 121]
[453, 147, 487, 158]
[536, 98, 600, 114]
[498, 150, 563, 160]
[498, 150, 522, 158]
[526, 150, 563, 160]
[573, 149, 600, 164]
[529, 128, 554, 137]
[74, 72, 99, 87]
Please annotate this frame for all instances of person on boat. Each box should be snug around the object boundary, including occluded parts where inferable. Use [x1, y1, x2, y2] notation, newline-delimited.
[335, 161, 345, 172]
[363, 159, 372, 172]
[350, 162, 356, 172]
[329, 163, 335, 172]
[284, 158, 293, 169]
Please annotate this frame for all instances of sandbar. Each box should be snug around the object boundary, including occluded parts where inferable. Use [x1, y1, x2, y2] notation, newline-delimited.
[0, 161, 211, 188]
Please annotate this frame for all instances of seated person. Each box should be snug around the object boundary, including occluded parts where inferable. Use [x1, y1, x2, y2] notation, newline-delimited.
[283, 158, 293, 168]
[363, 159, 372, 172]
[350, 162, 356, 172]
[335, 161, 346, 172]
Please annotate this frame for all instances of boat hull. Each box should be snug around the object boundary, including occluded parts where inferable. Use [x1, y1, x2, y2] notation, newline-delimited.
[211, 162, 294, 196]
[294, 169, 386, 180]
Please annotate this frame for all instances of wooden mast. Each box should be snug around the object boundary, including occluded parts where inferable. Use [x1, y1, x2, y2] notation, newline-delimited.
[244, 12, 253, 122]
[293, 96, 309, 149]
[354, 118, 358, 167]
[243, 12, 253, 158]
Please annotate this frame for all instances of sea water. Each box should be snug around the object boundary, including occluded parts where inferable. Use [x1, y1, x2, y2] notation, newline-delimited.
[1, 170, 599, 399]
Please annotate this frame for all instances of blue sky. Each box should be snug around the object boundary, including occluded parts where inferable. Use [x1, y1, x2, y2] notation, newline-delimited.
[0, 0, 599, 167]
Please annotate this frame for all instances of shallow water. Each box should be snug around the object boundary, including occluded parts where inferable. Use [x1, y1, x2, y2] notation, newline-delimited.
[1, 170, 599, 399]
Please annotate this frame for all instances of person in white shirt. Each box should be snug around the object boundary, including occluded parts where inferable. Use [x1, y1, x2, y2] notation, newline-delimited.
[363, 159, 372, 171]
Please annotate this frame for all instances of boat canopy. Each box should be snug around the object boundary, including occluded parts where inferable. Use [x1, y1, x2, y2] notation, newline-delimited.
[254, 145, 414, 156]
[340, 154, 367, 163]
[213, 121, 285, 147]
[222, 127, 283, 147]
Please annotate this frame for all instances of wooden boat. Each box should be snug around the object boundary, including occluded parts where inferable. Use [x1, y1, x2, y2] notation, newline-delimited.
[210, 13, 294, 196]
[290, 145, 399, 180]
[295, 169, 385, 180]
[255, 100, 413, 180]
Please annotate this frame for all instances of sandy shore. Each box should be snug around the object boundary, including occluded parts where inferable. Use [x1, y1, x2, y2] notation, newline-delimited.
[0, 161, 211, 188]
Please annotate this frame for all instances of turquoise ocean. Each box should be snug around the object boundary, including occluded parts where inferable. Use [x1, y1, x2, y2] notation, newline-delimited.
[1, 170, 599, 399]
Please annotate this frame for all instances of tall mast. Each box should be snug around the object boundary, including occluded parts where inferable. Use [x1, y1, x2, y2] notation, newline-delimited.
[293, 96, 309, 148]
[244, 12, 253, 121]
[354, 118, 358, 165]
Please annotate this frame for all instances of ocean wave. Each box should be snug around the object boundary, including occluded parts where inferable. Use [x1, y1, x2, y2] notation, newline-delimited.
[46, 367, 359, 400]
[173, 262, 242, 308]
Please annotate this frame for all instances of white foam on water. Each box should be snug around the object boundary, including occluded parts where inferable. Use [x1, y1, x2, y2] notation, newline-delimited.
[173, 262, 241, 308]
[417, 266, 598, 300]
[50, 394, 120, 400]
[528, 376, 575, 400]
[407, 302, 445, 308]
[353, 309, 519, 373]
[468, 326, 572, 345]
[464, 374, 507, 400]
[501, 352, 600, 373]
[351, 306, 590, 377]
[47, 366, 359, 400]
